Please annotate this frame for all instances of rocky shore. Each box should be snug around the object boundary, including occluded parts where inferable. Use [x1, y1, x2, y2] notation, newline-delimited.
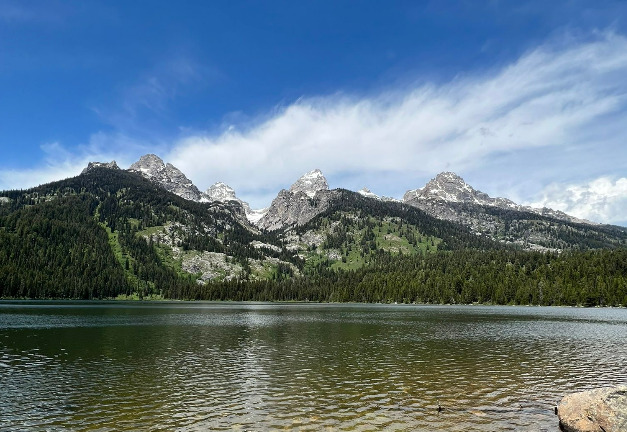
[557, 386, 627, 432]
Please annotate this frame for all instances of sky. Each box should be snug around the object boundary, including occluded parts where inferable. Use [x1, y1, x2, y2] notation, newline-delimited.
[1, 0, 626, 226]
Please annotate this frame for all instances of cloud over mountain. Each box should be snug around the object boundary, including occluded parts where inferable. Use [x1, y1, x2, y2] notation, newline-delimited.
[166, 32, 627, 220]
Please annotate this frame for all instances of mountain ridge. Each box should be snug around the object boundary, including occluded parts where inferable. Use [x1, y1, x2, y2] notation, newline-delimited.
[1, 163, 625, 303]
[403, 172, 593, 226]
[72, 155, 627, 252]
[85, 154, 601, 230]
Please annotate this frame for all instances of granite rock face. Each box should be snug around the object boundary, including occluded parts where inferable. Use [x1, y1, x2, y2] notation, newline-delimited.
[402, 172, 601, 251]
[257, 169, 333, 231]
[289, 169, 329, 198]
[403, 172, 591, 225]
[203, 182, 268, 224]
[81, 161, 120, 175]
[257, 188, 338, 232]
[558, 386, 627, 432]
[204, 182, 239, 202]
[128, 154, 203, 201]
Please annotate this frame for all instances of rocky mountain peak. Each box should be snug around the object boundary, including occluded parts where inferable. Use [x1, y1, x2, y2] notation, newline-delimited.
[128, 154, 165, 175]
[205, 182, 238, 202]
[420, 172, 483, 203]
[289, 169, 329, 198]
[257, 169, 332, 231]
[358, 187, 380, 200]
[81, 161, 120, 175]
[435, 171, 465, 183]
[128, 154, 202, 201]
[404, 171, 491, 205]
[402, 172, 594, 243]
[202, 182, 268, 225]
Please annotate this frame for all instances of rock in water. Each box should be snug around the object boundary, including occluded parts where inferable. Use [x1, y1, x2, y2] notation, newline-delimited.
[558, 386, 627, 432]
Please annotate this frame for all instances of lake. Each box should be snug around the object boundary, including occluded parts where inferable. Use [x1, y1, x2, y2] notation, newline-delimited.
[1, 302, 626, 431]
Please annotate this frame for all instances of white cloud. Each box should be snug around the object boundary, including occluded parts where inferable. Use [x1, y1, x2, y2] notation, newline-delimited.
[167, 32, 627, 217]
[529, 177, 627, 225]
[2, 32, 627, 225]
[0, 134, 149, 191]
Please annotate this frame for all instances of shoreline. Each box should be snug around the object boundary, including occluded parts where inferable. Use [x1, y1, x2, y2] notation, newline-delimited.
[1, 297, 625, 309]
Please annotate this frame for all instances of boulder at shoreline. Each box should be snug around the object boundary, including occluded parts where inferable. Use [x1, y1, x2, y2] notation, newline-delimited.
[558, 386, 627, 432]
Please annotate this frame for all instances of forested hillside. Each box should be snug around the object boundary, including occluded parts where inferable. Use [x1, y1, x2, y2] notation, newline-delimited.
[0, 168, 626, 305]
[0, 168, 288, 298]
[193, 249, 627, 306]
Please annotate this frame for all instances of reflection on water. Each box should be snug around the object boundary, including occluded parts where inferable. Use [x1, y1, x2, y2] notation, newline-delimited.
[1, 302, 626, 431]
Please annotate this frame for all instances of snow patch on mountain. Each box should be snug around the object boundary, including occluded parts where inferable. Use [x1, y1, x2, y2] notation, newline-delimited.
[202, 181, 268, 223]
[358, 187, 380, 199]
[356, 187, 401, 202]
[257, 169, 334, 231]
[204, 182, 238, 202]
[404, 172, 593, 225]
[128, 154, 203, 201]
[289, 169, 329, 198]
[246, 207, 268, 224]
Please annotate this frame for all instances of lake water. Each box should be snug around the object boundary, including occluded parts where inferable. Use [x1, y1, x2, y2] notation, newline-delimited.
[1, 302, 626, 431]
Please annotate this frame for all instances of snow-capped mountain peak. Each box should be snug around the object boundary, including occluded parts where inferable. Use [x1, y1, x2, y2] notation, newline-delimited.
[204, 182, 238, 202]
[128, 154, 203, 201]
[289, 169, 329, 198]
[202, 182, 268, 224]
[418, 172, 487, 204]
[403, 171, 592, 226]
[128, 154, 164, 176]
[403, 171, 503, 206]
[358, 187, 380, 200]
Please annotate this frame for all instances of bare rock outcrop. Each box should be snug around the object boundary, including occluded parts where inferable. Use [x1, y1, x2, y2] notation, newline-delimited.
[557, 385, 627, 432]
[128, 154, 203, 201]
[81, 160, 120, 174]
[257, 169, 334, 231]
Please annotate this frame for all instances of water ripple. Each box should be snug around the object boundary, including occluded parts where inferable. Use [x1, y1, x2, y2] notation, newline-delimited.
[1, 303, 626, 431]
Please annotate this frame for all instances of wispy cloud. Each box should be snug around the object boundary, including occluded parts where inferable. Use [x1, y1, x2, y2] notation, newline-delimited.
[0, 134, 150, 191]
[97, 56, 221, 133]
[2, 32, 627, 225]
[167, 32, 627, 223]
[529, 176, 627, 225]
[0, 142, 86, 190]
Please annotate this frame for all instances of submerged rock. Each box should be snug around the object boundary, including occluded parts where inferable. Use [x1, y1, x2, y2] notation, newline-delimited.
[558, 386, 627, 432]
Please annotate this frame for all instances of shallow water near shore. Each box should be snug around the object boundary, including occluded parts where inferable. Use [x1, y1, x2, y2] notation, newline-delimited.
[1, 302, 626, 431]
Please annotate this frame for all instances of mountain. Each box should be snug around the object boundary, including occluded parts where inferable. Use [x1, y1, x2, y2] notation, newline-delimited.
[257, 169, 333, 231]
[289, 169, 329, 197]
[0, 167, 300, 299]
[74, 158, 627, 252]
[128, 154, 204, 202]
[104, 157, 626, 251]
[204, 182, 268, 224]
[205, 182, 239, 202]
[81, 160, 120, 174]
[1, 155, 626, 303]
[357, 187, 399, 202]
[127, 154, 268, 224]
[403, 172, 589, 224]
[402, 172, 622, 251]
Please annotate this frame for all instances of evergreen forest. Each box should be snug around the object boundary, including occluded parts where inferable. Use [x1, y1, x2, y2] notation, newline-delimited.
[1, 168, 626, 306]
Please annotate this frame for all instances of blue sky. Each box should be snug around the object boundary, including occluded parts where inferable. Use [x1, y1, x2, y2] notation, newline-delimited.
[1, 1, 627, 225]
